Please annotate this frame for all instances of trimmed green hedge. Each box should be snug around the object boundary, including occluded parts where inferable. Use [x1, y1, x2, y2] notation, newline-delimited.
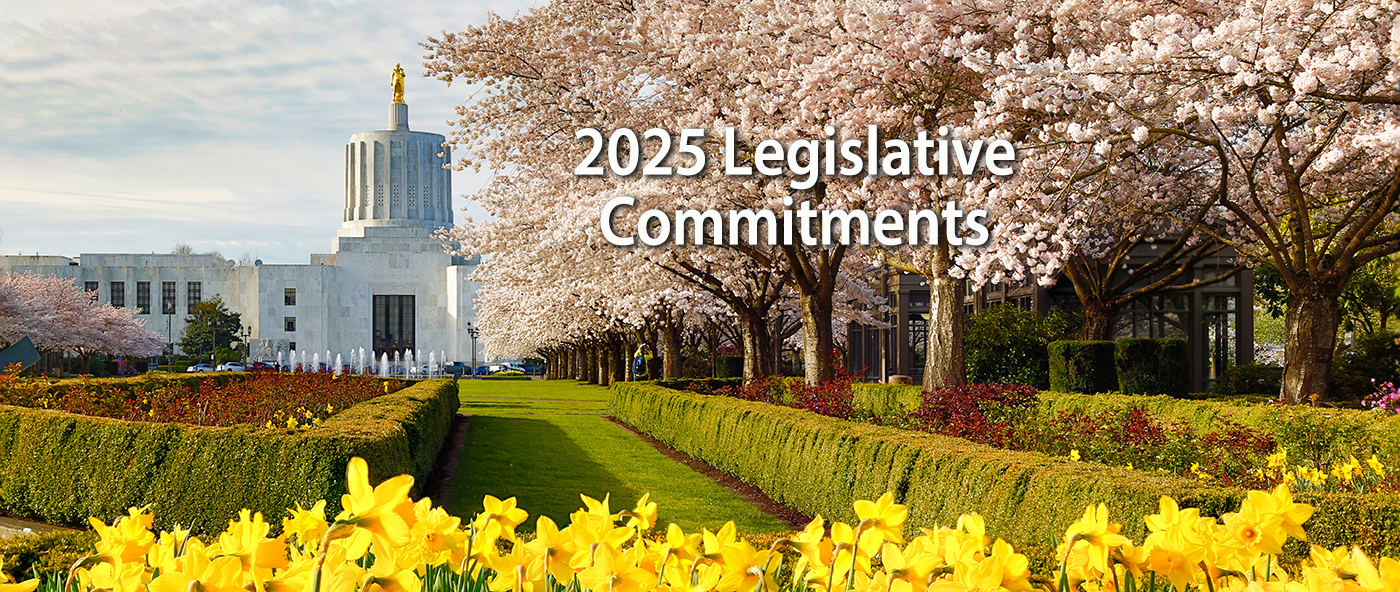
[0, 378, 458, 535]
[1210, 363, 1284, 397]
[612, 383, 1400, 563]
[1116, 339, 1188, 397]
[651, 378, 744, 391]
[1048, 341, 1117, 394]
[851, 383, 922, 417]
[716, 356, 743, 378]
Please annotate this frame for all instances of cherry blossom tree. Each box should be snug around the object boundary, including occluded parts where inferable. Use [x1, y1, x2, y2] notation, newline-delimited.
[0, 273, 164, 372]
[987, 0, 1400, 401]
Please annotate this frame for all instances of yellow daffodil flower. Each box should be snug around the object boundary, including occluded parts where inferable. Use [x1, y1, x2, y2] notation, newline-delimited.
[335, 456, 417, 562]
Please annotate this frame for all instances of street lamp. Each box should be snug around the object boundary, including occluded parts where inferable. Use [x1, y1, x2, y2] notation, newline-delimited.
[238, 326, 252, 364]
[466, 321, 479, 380]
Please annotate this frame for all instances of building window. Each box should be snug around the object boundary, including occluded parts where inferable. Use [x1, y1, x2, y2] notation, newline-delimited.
[136, 282, 150, 314]
[162, 282, 176, 315]
[285, 288, 296, 306]
[289, 341, 296, 352]
[285, 317, 297, 332]
[85, 281, 99, 300]
[110, 282, 125, 308]
[373, 295, 415, 355]
[187, 282, 202, 313]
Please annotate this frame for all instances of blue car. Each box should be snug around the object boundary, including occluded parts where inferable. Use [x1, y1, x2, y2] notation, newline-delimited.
[474, 365, 492, 376]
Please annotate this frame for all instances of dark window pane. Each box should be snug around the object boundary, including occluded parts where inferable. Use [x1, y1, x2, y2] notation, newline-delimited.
[187, 282, 202, 313]
[136, 282, 150, 314]
[110, 282, 125, 308]
[162, 282, 177, 315]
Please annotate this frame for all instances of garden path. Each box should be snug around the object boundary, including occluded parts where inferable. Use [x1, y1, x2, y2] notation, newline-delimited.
[447, 379, 791, 533]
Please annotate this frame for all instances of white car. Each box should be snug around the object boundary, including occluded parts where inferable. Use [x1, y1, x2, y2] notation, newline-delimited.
[186, 364, 215, 373]
[216, 362, 246, 372]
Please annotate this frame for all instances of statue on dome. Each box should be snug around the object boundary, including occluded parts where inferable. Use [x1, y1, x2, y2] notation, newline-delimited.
[391, 64, 406, 104]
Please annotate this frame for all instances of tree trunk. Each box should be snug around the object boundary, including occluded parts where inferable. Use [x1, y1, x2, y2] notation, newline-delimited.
[612, 337, 627, 384]
[660, 321, 683, 379]
[799, 290, 836, 384]
[596, 343, 611, 387]
[1282, 288, 1342, 403]
[738, 312, 775, 379]
[923, 244, 967, 390]
[1078, 299, 1121, 341]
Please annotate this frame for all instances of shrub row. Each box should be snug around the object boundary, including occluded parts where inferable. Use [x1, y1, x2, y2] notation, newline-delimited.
[612, 382, 1400, 563]
[0, 378, 458, 535]
[854, 383, 1400, 460]
[1048, 339, 1189, 396]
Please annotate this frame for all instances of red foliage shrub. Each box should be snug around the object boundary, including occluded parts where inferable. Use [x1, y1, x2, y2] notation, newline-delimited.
[0, 372, 402, 428]
[911, 383, 1038, 446]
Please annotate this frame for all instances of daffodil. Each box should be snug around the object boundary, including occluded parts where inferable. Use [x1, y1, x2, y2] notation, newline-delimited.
[715, 540, 777, 592]
[854, 492, 909, 544]
[335, 456, 416, 561]
[1063, 504, 1129, 576]
[0, 557, 41, 592]
[90, 507, 156, 565]
[623, 493, 659, 532]
[215, 508, 290, 576]
[578, 546, 653, 592]
[523, 515, 578, 582]
[282, 500, 329, 549]
[487, 543, 548, 592]
[77, 560, 149, 592]
[473, 495, 529, 543]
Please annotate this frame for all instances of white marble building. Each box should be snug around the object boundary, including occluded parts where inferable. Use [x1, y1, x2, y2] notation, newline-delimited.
[0, 97, 483, 364]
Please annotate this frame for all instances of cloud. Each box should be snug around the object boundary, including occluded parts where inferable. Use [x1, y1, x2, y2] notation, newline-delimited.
[0, 0, 527, 262]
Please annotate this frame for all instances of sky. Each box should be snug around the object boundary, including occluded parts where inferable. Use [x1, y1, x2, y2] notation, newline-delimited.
[0, 0, 536, 263]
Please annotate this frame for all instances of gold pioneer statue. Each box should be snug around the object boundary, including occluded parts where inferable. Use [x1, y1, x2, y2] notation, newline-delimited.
[391, 63, 406, 104]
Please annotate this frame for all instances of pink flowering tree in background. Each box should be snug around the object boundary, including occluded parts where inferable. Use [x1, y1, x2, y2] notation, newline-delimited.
[987, 0, 1400, 401]
[0, 273, 165, 374]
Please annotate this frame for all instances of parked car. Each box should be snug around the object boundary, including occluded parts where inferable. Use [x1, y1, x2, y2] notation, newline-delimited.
[246, 361, 276, 372]
[443, 362, 471, 377]
[216, 362, 246, 372]
[519, 364, 543, 376]
[186, 364, 215, 373]
[474, 365, 492, 376]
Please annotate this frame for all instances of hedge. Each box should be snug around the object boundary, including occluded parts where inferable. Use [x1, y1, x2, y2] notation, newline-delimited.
[854, 383, 1400, 461]
[716, 356, 743, 378]
[1048, 341, 1117, 394]
[0, 378, 458, 535]
[1210, 363, 1285, 396]
[612, 382, 1400, 564]
[1116, 339, 1189, 397]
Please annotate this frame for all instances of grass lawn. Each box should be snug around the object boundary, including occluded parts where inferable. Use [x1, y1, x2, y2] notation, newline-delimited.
[448, 379, 790, 534]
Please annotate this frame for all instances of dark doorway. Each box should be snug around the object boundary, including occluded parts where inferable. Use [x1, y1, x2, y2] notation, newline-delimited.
[374, 295, 416, 356]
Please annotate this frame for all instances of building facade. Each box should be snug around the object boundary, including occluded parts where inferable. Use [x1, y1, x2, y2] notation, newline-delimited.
[0, 96, 483, 365]
[847, 248, 1254, 393]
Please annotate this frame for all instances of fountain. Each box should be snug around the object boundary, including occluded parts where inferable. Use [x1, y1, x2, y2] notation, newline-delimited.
[326, 350, 332, 372]
[404, 349, 414, 378]
[313, 353, 320, 373]
[428, 351, 436, 378]
[334, 354, 343, 375]
[290, 350, 298, 372]
[276, 351, 284, 372]
[379, 352, 389, 377]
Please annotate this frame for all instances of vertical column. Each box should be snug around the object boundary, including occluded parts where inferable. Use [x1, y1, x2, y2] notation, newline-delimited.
[344, 144, 352, 221]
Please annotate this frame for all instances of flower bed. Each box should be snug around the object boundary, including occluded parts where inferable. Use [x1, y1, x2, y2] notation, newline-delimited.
[707, 379, 1400, 494]
[0, 379, 459, 534]
[0, 371, 404, 428]
[4, 456, 1390, 592]
[613, 381, 1400, 565]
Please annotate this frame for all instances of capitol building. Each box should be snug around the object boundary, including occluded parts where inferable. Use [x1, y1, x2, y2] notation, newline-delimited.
[0, 76, 483, 364]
